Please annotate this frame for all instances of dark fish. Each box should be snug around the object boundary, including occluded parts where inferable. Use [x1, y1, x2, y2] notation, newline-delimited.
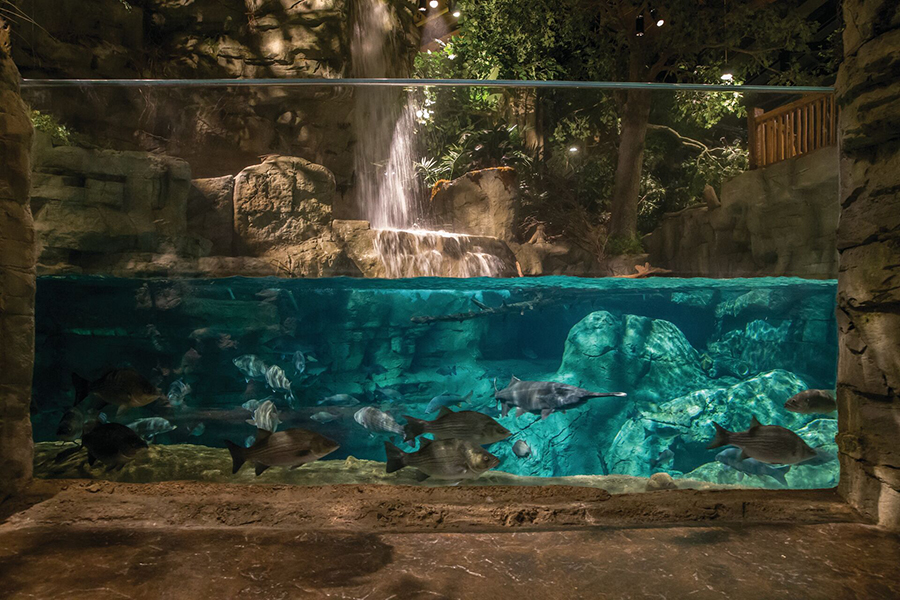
[649, 448, 674, 469]
[716, 447, 791, 486]
[262, 335, 314, 355]
[425, 390, 472, 413]
[363, 364, 388, 378]
[72, 369, 161, 413]
[374, 384, 403, 403]
[437, 365, 458, 376]
[384, 438, 499, 482]
[522, 349, 538, 359]
[495, 376, 627, 419]
[707, 416, 817, 465]
[56, 407, 84, 441]
[512, 440, 531, 458]
[784, 389, 837, 415]
[225, 428, 340, 476]
[82, 423, 148, 470]
[403, 407, 510, 445]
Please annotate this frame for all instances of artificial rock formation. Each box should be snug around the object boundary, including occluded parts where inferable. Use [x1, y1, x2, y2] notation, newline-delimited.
[0, 20, 34, 495]
[430, 167, 519, 241]
[835, 0, 900, 529]
[645, 147, 839, 278]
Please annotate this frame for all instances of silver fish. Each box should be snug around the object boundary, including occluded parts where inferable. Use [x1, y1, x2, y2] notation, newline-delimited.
[246, 399, 281, 433]
[784, 389, 837, 415]
[293, 350, 306, 376]
[225, 428, 340, 476]
[190, 423, 206, 437]
[650, 448, 675, 469]
[319, 394, 360, 406]
[384, 438, 499, 482]
[311, 411, 340, 424]
[374, 384, 403, 403]
[707, 416, 816, 465]
[167, 379, 191, 407]
[353, 407, 404, 436]
[512, 439, 531, 458]
[495, 376, 627, 419]
[127, 417, 176, 441]
[716, 447, 791, 486]
[403, 407, 510, 445]
[265, 365, 294, 401]
[425, 391, 473, 413]
[242, 399, 262, 412]
[244, 435, 256, 448]
[233, 355, 268, 380]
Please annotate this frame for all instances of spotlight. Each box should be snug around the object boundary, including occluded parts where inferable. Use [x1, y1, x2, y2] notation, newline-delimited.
[569, 146, 578, 153]
[418, 0, 427, 11]
[449, 0, 461, 17]
[453, 9, 461, 17]
[720, 71, 734, 81]
[429, 0, 438, 7]
[651, 8, 664, 27]
[635, 13, 644, 37]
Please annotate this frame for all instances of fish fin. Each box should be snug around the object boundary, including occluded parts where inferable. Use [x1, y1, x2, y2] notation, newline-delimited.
[541, 409, 553, 420]
[437, 406, 454, 418]
[515, 407, 526, 418]
[707, 422, 731, 449]
[749, 416, 762, 430]
[402, 415, 426, 443]
[461, 391, 473, 404]
[414, 470, 430, 482]
[492, 378, 498, 394]
[116, 404, 129, 416]
[738, 449, 749, 461]
[508, 376, 520, 386]
[87, 452, 97, 466]
[245, 419, 256, 426]
[501, 403, 510, 418]
[384, 441, 406, 474]
[289, 463, 306, 470]
[737, 472, 745, 481]
[255, 463, 270, 476]
[255, 429, 272, 442]
[772, 465, 791, 486]
[224, 440, 245, 474]
[418, 437, 434, 450]
[71, 373, 91, 406]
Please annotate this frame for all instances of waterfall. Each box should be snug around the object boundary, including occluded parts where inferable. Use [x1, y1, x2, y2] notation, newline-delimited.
[373, 229, 510, 278]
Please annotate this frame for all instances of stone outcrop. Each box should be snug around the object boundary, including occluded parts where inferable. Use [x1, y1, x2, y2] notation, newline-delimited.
[645, 147, 840, 278]
[0, 20, 35, 495]
[430, 167, 519, 240]
[835, 0, 900, 530]
[188, 176, 235, 256]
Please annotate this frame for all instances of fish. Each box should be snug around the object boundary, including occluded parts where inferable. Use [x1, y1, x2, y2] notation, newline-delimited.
[707, 416, 817, 465]
[82, 423, 148, 470]
[166, 379, 191, 407]
[784, 389, 837, 415]
[242, 399, 262, 413]
[56, 407, 84, 442]
[384, 438, 500, 482]
[512, 439, 531, 458]
[127, 417, 176, 441]
[715, 447, 792, 486]
[437, 365, 458, 376]
[354, 407, 405, 436]
[244, 435, 256, 448]
[224, 428, 340, 476]
[190, 423, 206, 437]
[425, 391, 473, 414]
[522, 349, 538, 359]
[403, 407, 511, 445]
[798, 446, 838, 466]
[72, 369, 162, 413]
[643, 421, 683, 437]
[362, 364, 388, 378]
[293, 351, 306, 376]
[246, 399, 281, 432]
[311, 411, 340, 424]
[318, 394, 360, 406]
[495, 376, 627, 419]
[649, 448, 675, 469]
[304, 364, 329, 378]
[232, 355, 268, 380]
[264, 364, 294, 399]
[373, 384, 404, 403]
[262, 335, 313, 355]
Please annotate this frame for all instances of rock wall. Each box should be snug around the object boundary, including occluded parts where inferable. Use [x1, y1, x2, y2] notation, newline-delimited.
[430, 167, 519, 240]
[645, 147, 840, 279]
[835, 0, 900, 529]
[0, 20, 35, 496]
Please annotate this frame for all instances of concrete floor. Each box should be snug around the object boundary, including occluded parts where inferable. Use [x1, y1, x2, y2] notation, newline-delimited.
[1, 481, 898, 599]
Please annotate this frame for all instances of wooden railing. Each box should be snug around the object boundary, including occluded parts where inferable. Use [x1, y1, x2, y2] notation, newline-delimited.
[748, 94, 838, 169]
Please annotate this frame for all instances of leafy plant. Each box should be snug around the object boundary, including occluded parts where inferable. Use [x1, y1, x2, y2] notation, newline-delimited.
[31, 110, 83, 146]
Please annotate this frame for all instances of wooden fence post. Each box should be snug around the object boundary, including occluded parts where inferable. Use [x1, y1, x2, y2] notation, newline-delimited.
[748, 107, 764, 169]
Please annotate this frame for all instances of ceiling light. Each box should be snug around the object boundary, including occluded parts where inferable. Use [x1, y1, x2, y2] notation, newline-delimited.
[453, 9, 461, 17]
[720, 72, 733, 81]
[569, 146, 578, 153]
[429, 0, 438, 8]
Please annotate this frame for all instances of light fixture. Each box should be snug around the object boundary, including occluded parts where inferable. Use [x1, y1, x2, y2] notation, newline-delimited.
[453, 9, 461, 17]
[429, 0, 438, 8]
[569, 146, 579, 153]
[651, 8, 664, 27]
[720, 71, 733, 82]
[635, 13, 644, 37]
[418, 0, 427, 12]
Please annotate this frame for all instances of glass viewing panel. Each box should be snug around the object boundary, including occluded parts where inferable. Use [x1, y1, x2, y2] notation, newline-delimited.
[22, 80, 839, 493]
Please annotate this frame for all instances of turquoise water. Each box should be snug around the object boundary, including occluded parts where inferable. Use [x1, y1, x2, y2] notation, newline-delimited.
[32, 275, 839, 489]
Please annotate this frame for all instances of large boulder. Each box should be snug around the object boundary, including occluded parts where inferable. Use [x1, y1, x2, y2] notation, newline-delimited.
[232, 155, 335, 255]
[430, 167, 519, 240]
[188, 175, 234, 256]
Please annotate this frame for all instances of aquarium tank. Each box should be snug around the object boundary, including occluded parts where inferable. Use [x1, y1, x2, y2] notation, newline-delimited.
[21, 75, 841, 494]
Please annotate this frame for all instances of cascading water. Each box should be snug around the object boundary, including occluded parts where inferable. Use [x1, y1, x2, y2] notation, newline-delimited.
[350, 0, 508, 277]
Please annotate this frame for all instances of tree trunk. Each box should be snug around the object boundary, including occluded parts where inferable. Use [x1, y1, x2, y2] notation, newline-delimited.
[608, 87, 652, 244]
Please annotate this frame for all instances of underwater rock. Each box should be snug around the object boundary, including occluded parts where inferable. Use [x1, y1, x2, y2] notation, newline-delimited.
[645, 472, 677, 491]
[556, 310, 712, 396]
[714, 289, 792, 319]
[430, 167, 519, 241]
[233, 155, 335, 255]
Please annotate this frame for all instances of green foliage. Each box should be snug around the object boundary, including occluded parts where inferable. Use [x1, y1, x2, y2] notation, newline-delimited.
[30, 110, 82, 146]
[606, 235, 644, 256]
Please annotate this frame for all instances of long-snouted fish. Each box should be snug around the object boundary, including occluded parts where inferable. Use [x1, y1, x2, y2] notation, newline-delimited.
[72, 369, 161, 413]
[225, 428, 339, 476]
[707, 416, 816, 465]
[403, 407, 511, 445]
[384, 438, 499, 483]
[494, 376, 627, 419]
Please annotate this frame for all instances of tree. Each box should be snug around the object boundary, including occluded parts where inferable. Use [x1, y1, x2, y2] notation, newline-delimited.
[454, 0, 820, 248]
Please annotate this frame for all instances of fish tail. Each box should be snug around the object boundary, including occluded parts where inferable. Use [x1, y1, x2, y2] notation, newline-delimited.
[71, 373, 91, 406]
[773, 465, 791, 486]
[402, 415, 426, 443]
[462, 390, 473, 404]
[492, 378, 498, 394]
[224, 439, 246, 474]
[707, 422, 732, 449]
[384, 441, 406, 473]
